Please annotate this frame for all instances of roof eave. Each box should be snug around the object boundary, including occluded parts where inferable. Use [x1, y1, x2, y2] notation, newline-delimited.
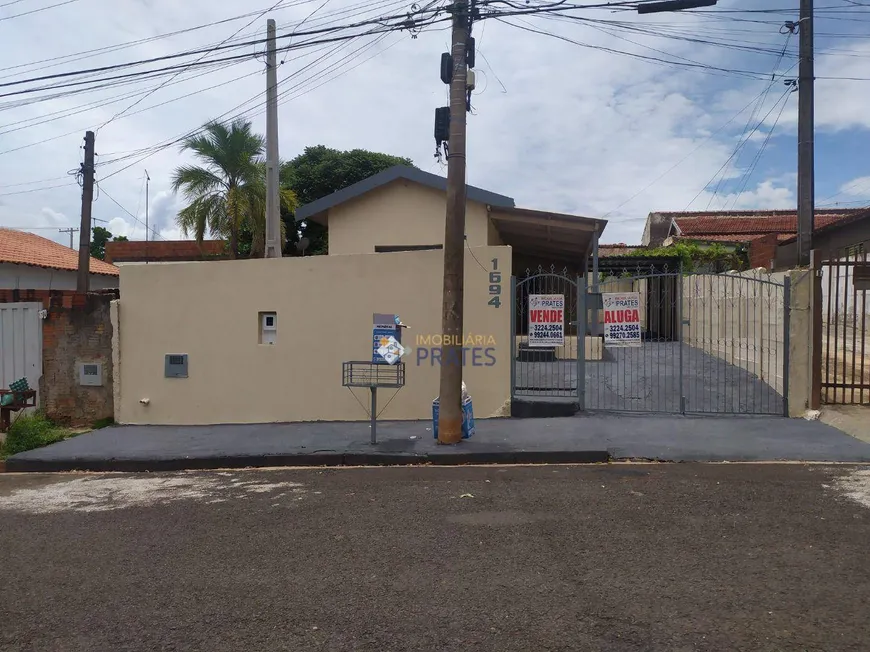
[293, 165, 515, 222]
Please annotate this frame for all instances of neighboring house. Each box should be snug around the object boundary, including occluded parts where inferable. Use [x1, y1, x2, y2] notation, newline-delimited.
[0, 228, 118, 290]
[293, 165, 607, 272]
[105, 239, 228, 265]
[641, 209, 868, 269]
[776, 207, 870, 268]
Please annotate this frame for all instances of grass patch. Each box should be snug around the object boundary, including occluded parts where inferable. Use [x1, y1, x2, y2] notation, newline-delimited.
[90, 417, 115, 430]
[0, 413, 71, 459]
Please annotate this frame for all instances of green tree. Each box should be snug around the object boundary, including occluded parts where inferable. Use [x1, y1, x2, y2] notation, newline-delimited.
[91, 226, 127, 260]
[89, 229, 129, 260]
[279, 146, 414, 255]
[171, 119, 296, 258]
[90, 226, 112, 260]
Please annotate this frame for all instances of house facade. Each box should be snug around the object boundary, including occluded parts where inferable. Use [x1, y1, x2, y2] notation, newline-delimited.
[0, 229, 118, 290]
[641, 208, 869, 270]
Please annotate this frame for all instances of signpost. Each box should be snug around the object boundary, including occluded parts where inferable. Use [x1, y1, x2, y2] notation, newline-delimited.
[528, 294, 565, 347]
[372, 313, 405, 365]
[602, 292, 642, 347]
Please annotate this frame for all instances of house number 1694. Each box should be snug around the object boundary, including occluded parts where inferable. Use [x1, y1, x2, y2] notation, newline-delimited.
[488, 258, 501, 308]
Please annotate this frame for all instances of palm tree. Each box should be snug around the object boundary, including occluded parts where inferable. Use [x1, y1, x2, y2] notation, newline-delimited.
[171, 119, 296, 258]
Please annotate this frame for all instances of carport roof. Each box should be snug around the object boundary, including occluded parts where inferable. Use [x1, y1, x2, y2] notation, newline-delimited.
[294, 165, 515, 221]
[490, 206, 607, 259]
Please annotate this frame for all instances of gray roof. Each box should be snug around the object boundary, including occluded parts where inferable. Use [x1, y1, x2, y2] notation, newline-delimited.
[294, 165, 515, 221]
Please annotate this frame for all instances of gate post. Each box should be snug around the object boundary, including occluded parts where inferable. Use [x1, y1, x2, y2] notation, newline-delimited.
[783, 274, 791, 417]
[678, 262, 685, 414]
[577, 275, 586, 410]
[509, 275, 517, 401]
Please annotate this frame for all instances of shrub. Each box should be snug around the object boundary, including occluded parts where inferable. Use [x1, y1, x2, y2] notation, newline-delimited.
[1, 413, 69, 458]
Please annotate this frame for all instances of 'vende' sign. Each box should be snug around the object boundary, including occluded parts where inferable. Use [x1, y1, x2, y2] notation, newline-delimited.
[602, 292, 641, 347]
[528, 294, 564, 347]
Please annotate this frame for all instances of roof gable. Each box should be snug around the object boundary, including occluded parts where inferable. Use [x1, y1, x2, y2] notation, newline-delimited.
[0, 228, 119, 276]
[293, 165, 515, 221]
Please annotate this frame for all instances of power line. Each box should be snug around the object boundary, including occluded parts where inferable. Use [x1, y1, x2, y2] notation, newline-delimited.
[97, 184, 165, 241]
[0, 0, 79, 22]
[683, 85, 796, 211]
[95, 0, 295, 133]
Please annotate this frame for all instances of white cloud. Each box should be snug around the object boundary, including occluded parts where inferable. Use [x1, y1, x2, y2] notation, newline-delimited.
[0, 0, 865, 251]
[838, 176, 870, 198]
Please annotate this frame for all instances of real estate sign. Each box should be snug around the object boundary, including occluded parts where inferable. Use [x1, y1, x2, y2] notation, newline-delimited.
[602, 292, 641, 347]
[528, 294, 565, 347]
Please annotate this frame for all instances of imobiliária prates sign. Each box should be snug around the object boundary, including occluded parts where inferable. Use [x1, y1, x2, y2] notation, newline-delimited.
[602, 292, 641, 347]
[528, 294, 565, 347]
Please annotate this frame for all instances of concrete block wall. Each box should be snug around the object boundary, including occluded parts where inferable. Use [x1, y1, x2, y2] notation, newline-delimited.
[0, 289, 117, 426]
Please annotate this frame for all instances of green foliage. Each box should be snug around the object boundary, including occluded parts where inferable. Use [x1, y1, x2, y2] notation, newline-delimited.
[607, 242, 748, 273]
[90, 417, 115, 430]
[1, 413, 69, 458]
[90, 229, 129, 260]
[171, 120, 298, 258]
[279, 145, 414, 256]
[90, 227, 112, 260]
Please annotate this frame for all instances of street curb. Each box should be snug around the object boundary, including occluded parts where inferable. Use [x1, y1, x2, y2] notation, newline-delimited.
[4, 450, 611, 473]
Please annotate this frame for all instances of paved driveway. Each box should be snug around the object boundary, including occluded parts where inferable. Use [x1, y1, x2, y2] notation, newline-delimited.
[1, 464, 869, 651]
[516, 342, 784, 415]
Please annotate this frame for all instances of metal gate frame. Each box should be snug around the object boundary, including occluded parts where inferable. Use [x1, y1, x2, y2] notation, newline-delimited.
[509, 269, 583, 405]
[819, 245, 870, 405]
[510, 266, 791, 416]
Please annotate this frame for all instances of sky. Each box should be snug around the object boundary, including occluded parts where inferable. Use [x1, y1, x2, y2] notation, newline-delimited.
[0, 0, 868, 249]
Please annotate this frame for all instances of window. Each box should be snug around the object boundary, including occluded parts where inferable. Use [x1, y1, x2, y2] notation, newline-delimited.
[374, 244, 443, 253]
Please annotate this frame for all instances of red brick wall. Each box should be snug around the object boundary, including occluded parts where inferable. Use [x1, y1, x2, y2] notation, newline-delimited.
[749, 234, 779, 270]
[0, 290, 117, 426]
[105, 240, 227, 263]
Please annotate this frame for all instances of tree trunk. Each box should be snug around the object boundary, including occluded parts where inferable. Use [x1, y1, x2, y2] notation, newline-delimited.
[229, 229, 239, 259]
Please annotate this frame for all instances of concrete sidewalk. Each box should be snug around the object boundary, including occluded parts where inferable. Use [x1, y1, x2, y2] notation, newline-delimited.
[7, 413, 870, 472]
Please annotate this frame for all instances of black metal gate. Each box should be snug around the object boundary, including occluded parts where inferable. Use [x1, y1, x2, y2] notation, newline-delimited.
[820, 245, 870, 405]
[511, 263, 790, 416]
[510, 267, 581, 404]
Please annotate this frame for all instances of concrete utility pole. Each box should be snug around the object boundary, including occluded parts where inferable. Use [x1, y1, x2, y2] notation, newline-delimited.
[797, 0, 814, 267]
[264, 18, 282, 259]
[145, 169, 150, 264]
[76, 130, 95, 292]
[59, 227, 78, 249]
[437, 1, 471, 445]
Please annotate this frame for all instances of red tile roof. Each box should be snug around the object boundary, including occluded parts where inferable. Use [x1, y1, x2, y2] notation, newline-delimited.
[0, 228, 119, 276]
[672, 233, 795, 244]
[662, 208, 867, 240]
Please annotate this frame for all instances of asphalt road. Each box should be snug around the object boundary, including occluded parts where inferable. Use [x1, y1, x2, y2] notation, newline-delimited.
[1, 464, 869, 651]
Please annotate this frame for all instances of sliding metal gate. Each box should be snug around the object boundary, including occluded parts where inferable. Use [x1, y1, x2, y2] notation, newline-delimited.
[511, 265, 790, 416]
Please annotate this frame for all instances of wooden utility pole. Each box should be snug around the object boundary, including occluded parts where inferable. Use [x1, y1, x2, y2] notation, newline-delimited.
[796, 0, 814, 267]
[437, 1, 470, 444]
[264, 18, 282, 259]
[76, 130, 95, 292]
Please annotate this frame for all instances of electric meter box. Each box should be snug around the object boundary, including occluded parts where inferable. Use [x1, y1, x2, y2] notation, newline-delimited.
[164, 354, 188, 378]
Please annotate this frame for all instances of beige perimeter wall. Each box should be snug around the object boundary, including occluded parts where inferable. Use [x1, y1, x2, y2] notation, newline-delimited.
[117, 247, 511, 425]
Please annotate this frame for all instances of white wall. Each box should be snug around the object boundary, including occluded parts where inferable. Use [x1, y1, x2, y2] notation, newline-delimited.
[0, 263, 118, 290]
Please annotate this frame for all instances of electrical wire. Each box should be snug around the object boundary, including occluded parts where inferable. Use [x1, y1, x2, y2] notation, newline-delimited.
[683, 85, 796, 211]
[727, 90, 794, 209]
[0, 0, 78, 22]
[97, 184, 165, 241]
